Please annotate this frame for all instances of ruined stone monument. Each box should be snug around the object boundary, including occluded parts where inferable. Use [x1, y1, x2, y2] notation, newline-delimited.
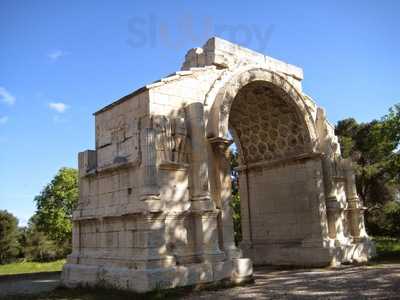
[62, 37, 375, 292]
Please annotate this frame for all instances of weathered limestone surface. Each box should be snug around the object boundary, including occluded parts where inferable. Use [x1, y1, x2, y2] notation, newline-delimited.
[62, 37, 374, 292]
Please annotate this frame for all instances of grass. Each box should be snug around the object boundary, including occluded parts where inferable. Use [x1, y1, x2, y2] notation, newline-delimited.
[0, 259, 65, 276]
[371, 236, 400, 263]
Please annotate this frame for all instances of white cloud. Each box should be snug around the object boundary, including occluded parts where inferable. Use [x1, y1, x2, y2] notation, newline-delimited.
[0, 87, 16, 105]
[48, 102, 69, 113]
[0, 116, 8, 124]
[48, 50, 67, 61]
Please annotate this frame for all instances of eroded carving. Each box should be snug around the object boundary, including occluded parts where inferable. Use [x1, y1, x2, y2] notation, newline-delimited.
[154, 113, 188, 165]
[171, 116, 187, 163]
[96, 116, 141, 171]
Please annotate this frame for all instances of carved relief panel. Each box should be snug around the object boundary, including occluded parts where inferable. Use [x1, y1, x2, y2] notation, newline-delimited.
[96, 115, 141, 170]
[153, 113, 188, 165]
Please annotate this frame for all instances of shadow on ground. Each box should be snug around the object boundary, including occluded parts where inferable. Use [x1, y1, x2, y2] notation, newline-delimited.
[184, 264, 400, 299]
[1, 264, 399, 300]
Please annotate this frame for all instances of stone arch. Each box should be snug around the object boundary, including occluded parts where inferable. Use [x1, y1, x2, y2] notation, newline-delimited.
[207, 67, 331, 266]
[230, 80, 315, 164]
[206, 67, 318, 152]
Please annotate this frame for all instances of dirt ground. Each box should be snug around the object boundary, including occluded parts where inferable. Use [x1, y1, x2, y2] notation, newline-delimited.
[185, 264, 400, 299]
[0, 264, 399, 299]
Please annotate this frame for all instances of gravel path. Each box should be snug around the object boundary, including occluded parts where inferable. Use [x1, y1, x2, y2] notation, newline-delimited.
[185, 264, 400, 300]
[0, 265, 399, 299]
[0, 272, 60, 298]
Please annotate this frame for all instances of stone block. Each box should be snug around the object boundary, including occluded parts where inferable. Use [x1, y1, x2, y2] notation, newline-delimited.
[232, 258, 253, 283]
[78, 150, 97, 177]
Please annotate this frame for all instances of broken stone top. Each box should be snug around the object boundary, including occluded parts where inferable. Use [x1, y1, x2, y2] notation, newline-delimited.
[181, 37, 303, 80]
[94, 37, 303, 116]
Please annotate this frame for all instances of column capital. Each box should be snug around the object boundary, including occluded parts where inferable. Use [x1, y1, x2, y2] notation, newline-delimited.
[209, 137, 233, 160]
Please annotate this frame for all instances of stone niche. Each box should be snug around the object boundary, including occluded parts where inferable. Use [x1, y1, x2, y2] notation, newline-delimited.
[62, 37, 375, 292]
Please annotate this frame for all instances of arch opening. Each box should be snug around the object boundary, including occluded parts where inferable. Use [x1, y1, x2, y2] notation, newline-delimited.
[229, 81, 312, 166]
[224, 80, 326, 265]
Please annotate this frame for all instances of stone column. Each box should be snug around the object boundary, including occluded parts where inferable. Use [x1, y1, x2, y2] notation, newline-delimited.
[140, 117, 162, 212]
[316, 109, 344, 241]
[209, 137, 242, 259]
[237, 167, 252, 250]
[322, 155, 341, 239]
[185, 102, 224, 262]
[66, 220, 81, 264]
[185, 103, 213, 211]
[200, 210, 225, 262]
[343, 159, 366, 241]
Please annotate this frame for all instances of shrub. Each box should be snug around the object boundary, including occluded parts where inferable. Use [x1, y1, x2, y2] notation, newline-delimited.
[366, 201, 400, 238]
[0, 210, 21, 264]
[24, 228, 60, 262]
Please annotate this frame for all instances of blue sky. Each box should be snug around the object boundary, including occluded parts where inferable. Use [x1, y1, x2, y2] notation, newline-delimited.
[0, 0, 399, 226]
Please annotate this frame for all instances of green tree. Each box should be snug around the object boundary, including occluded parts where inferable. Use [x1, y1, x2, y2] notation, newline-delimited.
[229, 149, 242, 245]
[24, 215, 60, 261]
[335, 104, 400, 236]
[34, 168, 78, 248]
[0, 210, 20, 264]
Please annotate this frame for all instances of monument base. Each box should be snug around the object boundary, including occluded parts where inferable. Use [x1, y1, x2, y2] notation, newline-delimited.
[241, 236, 375, 267]
[61, 258, 253, 293]
[335, 237, 376, 264]
[242, 244, 333, 267]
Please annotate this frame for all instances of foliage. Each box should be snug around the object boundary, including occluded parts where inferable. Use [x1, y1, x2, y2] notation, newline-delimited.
[229, 150, 242, 245]
[0, 168, 78, 264]
[17, 226, 28, 254]
[335, 104, 400, 236]
[372, 236, 400, 263]
[0, 259, 65, 275]
[23, 216, 65, 262]
[367, 202, 400, 238]
[0, 210, 21, 264]
[34, 168, 78, 247]
[231, 193, 242, 246]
